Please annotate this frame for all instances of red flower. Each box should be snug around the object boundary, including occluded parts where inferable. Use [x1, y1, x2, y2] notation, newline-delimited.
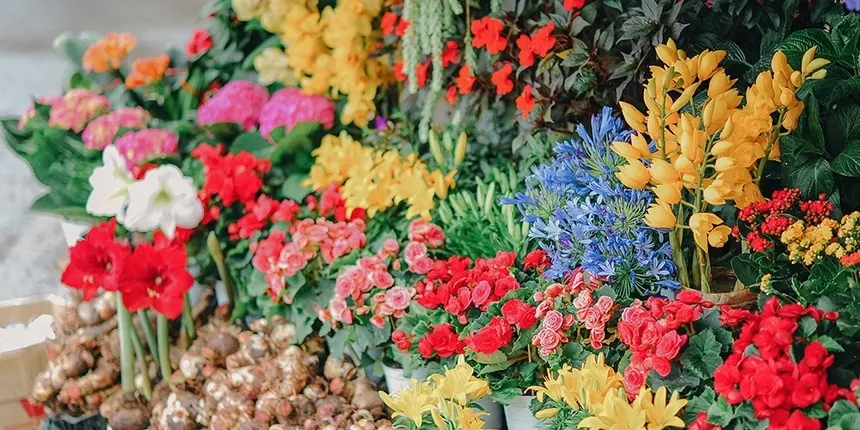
[455, 65, 476, 95]
[118, 238, 194, 318]
[470, 17, 507, 54]
[467, 316, 513, 354]
[446, 85, 457, 104]
[192, 143, 270, 207]
[417, 323, 465, 358]
[491, 62, 514, 95]
[502, 299, 537, 329]
[395, 19, 411, 37]
[516, 85, 536, 118]
[381, 12, 398, 36]
[392, 329, 413, 352]
[523, 249, 550, 271]
[564, 0, 586, 11]
[516, 35, 535, 67]
[415, 61, 430, 88]
[718, 304, 750, 327]
[394, 62, 407, 81]
[61, 220, 130, 300]
[530, 23, 557, 57]
[785, 410, 822, 430]
[441, 41, 460, 67]
[689, 412, 720, 430]
[186, 28, 213, 58]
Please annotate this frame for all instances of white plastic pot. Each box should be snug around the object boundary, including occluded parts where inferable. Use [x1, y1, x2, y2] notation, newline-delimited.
[504, 395, 544, 429]
[476, 396, 505, 430]
[382, 365, 428, 395]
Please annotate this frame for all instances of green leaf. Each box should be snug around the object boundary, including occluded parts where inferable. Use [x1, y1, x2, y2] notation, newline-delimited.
[784, 158, 835, 199]
[826, 103, 860, 156]
[779, 29, 838, 68]
[281, 173, 311, 202]
[680, 329, 723, 379]
[682, 387, 716, 424]
[231, 131, 272, 157]
[273, 122, 320, 155]
[245, 270, 269, 297]
[827, 400, 860, 430]
[780, 135, 822, 168]
[731, 254, 762, 286]
[474, 351, 507, 364]
[815, 335, 845, 353]
[832, 140, 860, 177]
[821, 78, 860, 105]
[799, 316, 818, 338]
[707, 398, 736, 427]
[806, 96, 825, 151]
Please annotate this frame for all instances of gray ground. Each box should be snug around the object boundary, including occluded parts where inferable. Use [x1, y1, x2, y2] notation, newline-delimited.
[0, 0, 207, 301]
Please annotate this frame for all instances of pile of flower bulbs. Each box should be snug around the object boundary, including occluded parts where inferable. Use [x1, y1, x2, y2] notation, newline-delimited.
[31, 293, 121, 416]
[151, 316, 392, 430]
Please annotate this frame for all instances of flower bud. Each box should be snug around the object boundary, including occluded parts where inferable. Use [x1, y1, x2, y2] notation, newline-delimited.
[630, 133, 652, 159]
[656, 44, 678, 66]
[611, 141, 642, 160]
[708, 225, 732, 248]
[671, 82, 700, 112]
[645, 201, 677, 229]
[616, 159, 650, 190]
[714, 157, 737, 172]
[429, 132, 444, 166]
[719, 117, 734, 140]
[654, 182, 682, 204]
[454, 132, 467, 166]
[771, 51, 790, 76]
[620, 102, 646, 133]
[649, 159, 680, 184]
[809, 69, 827, 80]
[801, 46, 817, 74]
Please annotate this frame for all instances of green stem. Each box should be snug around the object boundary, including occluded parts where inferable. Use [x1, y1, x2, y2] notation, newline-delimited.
[182, 294, 196, 341]
[129, 324, 152, 401]
[114, 68, 146, 108]
[755, 110, 787, 186]
[669, 211, 691, 288]
[157, 315, 172, 383]
[137, 310, 160, 368]
[116, 295, 136, 394]
[696, 246, 712, 293]
[207, 232, 236, 317]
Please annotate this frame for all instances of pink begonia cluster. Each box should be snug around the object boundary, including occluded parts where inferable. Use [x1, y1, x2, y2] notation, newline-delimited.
[259, 88, 335, 139]
[18, 96, 62, 129]
[197, 80, 270, 130]
[48, 89, 111, 133]
[321, 219, 445, 329]
[402, 219, 445, 274]
[82, 107, 151, 150]
[531, 267, 608, 356]
[251, 218, 367, 303]
[114, 128, 179, 168]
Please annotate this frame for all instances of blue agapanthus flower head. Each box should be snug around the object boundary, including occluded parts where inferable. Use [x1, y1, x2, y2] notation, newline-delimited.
[504, 107, 679, 297]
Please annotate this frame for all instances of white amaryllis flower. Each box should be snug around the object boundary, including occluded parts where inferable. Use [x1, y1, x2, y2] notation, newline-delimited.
[123, 164, 203, 238]
[86, 145, 134, 220]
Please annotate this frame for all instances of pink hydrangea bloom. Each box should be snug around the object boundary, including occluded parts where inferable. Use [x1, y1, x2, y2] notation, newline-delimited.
[197, 80, 269, 130]
[18, 95, 62, 129]
[48, 89, 111, 133]
[82, 107, 151, 150]
[114, 128, 179, 168]
[259, 88, 335, 139]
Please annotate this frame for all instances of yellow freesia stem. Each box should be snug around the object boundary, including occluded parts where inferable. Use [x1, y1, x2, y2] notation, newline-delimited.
[754, 109, 787, 186]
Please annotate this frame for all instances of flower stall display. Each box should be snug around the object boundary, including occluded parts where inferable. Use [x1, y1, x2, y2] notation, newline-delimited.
[4, 0, 860, 429]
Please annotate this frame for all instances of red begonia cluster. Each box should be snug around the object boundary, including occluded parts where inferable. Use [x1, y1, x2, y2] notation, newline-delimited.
[714, 298, 852, 428]
[417, 323, 466, 359]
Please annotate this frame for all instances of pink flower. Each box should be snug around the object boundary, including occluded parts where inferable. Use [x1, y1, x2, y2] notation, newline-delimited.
[329, 296, 353, 324]
[49, 89, 111, 133]
[198, 80, 269, 130]
[407, 219, 446, 248]
[655, 331, 687, 361]
[385, 286, 412, 310]
[335, 272, 359, 299]
[18, 95, 61, 129]
[403, 241, 428, 265]
[410, 256, 434, 275]
[370, 270, 394, 289]
[259, 88, 335, 139]
[595, 295, 614, 314]
[573, 290, 593, 310]
[535, 329, 561, 351]
[471, 280, 492, 307]
[590, 327, 606, 348]
[584, 308, 602, 330]
[114, 128, 179, 168]
[369, 314, 385, 328]
[542, 310, 564, 331]
[536, 299, 554, 318]
[83, 107, 151, 150]
[382, 239, 399, 254]
[623, 364, 647, 395]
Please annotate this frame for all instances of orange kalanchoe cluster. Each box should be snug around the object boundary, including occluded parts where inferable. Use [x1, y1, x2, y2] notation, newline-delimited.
[125, 55, 170, 90]
[82, 33, 137, 73]
[613, 40, 828, 290]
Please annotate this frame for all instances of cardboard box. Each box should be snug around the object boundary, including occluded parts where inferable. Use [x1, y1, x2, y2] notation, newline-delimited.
[0, 294, 67, 430]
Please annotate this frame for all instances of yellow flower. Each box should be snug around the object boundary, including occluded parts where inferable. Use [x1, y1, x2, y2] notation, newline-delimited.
[379, 380, 435, 427]
[612, 141, 644, 160]
[645, 201, 677, 229]
[653, 183, 682, 205]
[641, 386, 687, 430]
[649, 159, 680, 184]
[528, 369, 567, 403]
[536, 408, 560, 419]
[232, 0, 265, 21]
[617, 159, 651, 189]
[430, 356, 490, 406]
[254, 48, 296, 85]
[578, 389, 647, 430]
[708, 225, 732, 247]
[620, 102, 647, 133]
[689, 213, 724, 251]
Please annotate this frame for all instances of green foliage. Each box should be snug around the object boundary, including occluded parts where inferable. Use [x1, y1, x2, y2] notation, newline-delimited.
[679, 329, 723, 380]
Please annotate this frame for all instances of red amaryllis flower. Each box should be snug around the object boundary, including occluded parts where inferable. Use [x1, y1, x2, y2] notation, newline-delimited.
[119, 237, 194, 318]
[61, 220, 130, 300]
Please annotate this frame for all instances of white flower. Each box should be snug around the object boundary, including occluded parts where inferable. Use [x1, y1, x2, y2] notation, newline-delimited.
[123, 164, 203, 238]
[86, 145, 134, 220]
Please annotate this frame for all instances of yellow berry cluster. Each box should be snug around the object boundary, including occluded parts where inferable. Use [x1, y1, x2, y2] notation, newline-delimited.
[305, 131, 456, 219]
[234, 0, 391, 127]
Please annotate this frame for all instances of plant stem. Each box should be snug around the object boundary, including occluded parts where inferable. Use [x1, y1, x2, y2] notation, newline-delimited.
[116, 295, 136, 394]
[137, 310, 160, 368]
[182, 294, 196, 341]
[670, 205, 691, 288]
[755, 110, 787, 186]
[696, 246, 712, 293]
[207, 232, 236, 317]
[157, 315, 172, 383]
[129, 324, 152, 401]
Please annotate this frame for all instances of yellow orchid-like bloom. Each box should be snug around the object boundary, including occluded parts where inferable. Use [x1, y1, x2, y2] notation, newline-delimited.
[645, 200, 678, 229]
[379, 380, 436, 427]
[578, 389, 647, 430]
[640, 386, 688, 430]
[429, 356, 491, 406]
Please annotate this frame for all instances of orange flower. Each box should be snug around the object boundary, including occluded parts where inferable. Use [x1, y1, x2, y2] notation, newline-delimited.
[471, 17, 507, 54]
[416, 62, 429, 88]
[564, 0, 586, 11]
[381, 12, 398, 36]
[455, 65, 476, 95]
[446, 86, 457, 105]
[491, 62, 514, 95]
[516, 35, 535, 67]
[394, 63, 407, 81]
[441, 41, 460, 67]
[530, 23, 557, 57]
[395, 19, 411, 37]
[125, 55, 170, 90]
[516, 85, 535, 118]
[82, 33, 137, 73]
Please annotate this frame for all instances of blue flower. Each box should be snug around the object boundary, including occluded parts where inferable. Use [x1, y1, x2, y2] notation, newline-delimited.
[506, 107, 680, 297]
